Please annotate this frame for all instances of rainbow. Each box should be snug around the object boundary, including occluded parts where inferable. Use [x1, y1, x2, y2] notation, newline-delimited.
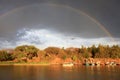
[0, 3, 115, 42]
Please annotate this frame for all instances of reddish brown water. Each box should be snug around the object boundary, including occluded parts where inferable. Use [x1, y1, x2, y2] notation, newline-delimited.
[0, 65, 120, 80]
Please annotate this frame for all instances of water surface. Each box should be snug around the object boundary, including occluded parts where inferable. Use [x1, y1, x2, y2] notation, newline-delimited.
[0, 65, 119, 80]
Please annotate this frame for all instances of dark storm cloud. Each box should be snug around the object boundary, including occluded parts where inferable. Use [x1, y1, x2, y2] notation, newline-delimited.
[0, 0, 120, 49]
[0, 0, 120, 38]
[0, 3, 108, 39]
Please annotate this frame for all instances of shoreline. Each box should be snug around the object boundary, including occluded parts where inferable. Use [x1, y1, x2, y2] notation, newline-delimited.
[0, 62, 51, 66]
[0, 63, 51, 66]
[0, 63, 119, 66]
[0, 58, 120, 66]
[0, 61, 119, 66]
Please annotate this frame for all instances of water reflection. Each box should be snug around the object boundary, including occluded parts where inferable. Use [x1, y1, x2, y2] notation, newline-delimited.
[0, 65, 119, 80]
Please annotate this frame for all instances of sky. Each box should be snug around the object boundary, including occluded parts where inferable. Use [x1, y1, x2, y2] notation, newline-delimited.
[0, 0, 120, 49]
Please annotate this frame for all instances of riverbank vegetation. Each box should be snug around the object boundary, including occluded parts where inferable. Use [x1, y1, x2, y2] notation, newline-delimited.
[0, 45, 120, 65]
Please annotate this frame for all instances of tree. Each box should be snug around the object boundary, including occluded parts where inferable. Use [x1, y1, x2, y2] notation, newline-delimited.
[58, 49, 67, 60]
[0, 50, 11, 61]
[44, 47, 60, 55]
[80, 46, 92, 58]
[110, 45, 120, 58]
[12, 51, 26, 59]
[15, 45, 39, 59]
[90, 45, 98, 58]
[94, 45, 114, 58]
[37, 50, 46, 60]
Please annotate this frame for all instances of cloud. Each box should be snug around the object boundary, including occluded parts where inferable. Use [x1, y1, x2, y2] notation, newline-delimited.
[0, 39, 14, 49]
[0, 28, 120, 49]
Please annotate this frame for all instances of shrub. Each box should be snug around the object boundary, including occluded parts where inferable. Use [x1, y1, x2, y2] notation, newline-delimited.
[72, 55, 78, 61]
[15, 45, 39, 59]
[0, 50, 10, 61]
[44, 47, 60, 55]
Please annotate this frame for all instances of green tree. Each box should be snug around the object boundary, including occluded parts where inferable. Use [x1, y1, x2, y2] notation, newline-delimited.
[110, 45, 120, 58]
[12, 51, 26, 59]
[15, 45, 39, 59]
[95, 45, 111, 58]
[90, 45, 98, 58]
[80, 46, 92, 58]
[72, 55, 78, 61]
[0, 50, 11, 61]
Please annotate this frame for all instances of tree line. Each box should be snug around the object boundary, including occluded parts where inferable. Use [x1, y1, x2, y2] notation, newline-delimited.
[0, 44, 120, 62]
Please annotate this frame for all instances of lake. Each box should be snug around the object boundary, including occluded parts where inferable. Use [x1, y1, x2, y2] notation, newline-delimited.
[0, 65, 120, 80]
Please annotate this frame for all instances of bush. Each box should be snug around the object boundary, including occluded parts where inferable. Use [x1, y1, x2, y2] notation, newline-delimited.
[110, 45, 120, 58]
[72, 55, 78, 61]
[82, 52, 92, 58]
[44, 47, 60, 55]
[12, 51, 26, 59]
[15, 45, 39, 59]
[0, 50, 11, 61]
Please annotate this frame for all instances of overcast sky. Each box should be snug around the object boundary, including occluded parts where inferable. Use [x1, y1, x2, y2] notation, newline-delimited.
[0, 0, 120, 49]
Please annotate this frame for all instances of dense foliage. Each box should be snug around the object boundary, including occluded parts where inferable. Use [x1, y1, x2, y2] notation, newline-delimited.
[15, 45, 39, 59]
[0, 50, 12, 61]
[44, 47, 60, 55]
[0, 45, 120, 61]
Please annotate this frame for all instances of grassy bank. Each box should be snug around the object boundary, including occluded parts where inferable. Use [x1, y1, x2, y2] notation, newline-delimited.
[0, 61, 50, 66]
[0, 58, 120, 66]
